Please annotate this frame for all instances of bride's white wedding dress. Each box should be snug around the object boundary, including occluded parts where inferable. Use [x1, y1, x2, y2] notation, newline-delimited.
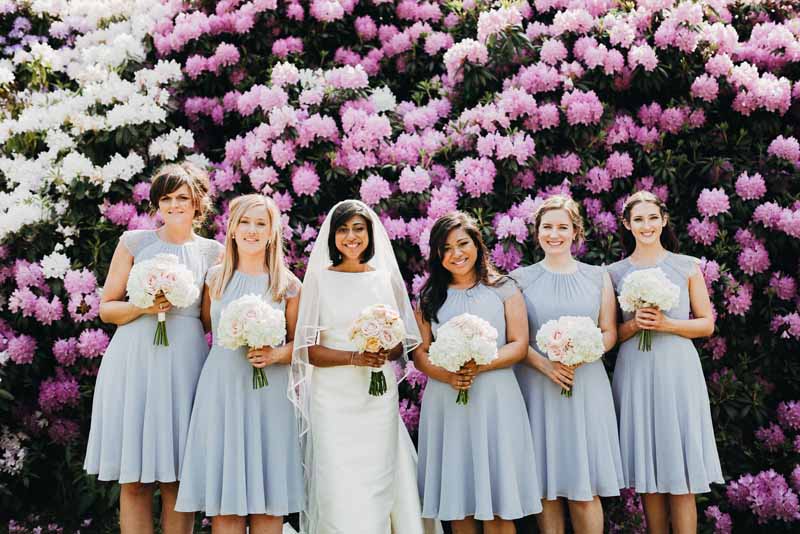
[308, 268, 433, 534]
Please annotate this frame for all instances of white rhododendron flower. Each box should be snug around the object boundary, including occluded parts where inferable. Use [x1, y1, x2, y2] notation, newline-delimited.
[40, 251, 71, 279]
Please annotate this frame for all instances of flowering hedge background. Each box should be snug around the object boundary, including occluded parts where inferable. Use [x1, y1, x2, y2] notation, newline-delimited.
[0, 0, 798, 531]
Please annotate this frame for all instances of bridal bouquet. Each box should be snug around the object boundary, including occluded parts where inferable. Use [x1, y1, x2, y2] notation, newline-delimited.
[618, 267, 680, 351]
[218, 294, 287, 389]
[126, 253, 199, 346]
[535, 316, 605, 397]
[428, 313, 498, 405]
[349, 304, 406, 396]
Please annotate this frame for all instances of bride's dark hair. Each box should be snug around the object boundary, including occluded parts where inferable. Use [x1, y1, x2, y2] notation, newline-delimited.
[419, 211, 506, 324]
[327, 200, 376, 265]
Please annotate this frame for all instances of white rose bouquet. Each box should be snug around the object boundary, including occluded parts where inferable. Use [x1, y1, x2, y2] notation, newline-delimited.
[126, 253, 199, 346]
[217, 294, 287, 389]
[349, 304, 406, 396]
[535, 316, 605, 397]
[618, 267, 680, 351]
[428, 313, 498, 405]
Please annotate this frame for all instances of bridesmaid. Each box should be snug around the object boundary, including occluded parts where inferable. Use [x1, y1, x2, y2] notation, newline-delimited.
[510, 195, 624, 534]
[175, 194, 303, 533]
[414, 211, 542, 534]
[84, 162, 223, 534]
[608, 191, 723, 534]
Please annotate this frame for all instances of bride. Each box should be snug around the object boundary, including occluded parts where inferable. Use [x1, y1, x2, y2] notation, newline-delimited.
[290, 200, 435, 534]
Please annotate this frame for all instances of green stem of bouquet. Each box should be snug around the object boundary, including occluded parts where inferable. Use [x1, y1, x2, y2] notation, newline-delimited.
[252, 367, 269, 389]
[153, 320, 169, 346]
[638, 330, 652, 351]
[369, 370, 387, 396]
[456, 389, 469, 405]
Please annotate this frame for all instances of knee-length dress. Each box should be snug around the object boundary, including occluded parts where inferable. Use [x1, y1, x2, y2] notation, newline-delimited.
[417, 281, 542, 521]
[511, 262, 624, 501]
[608, 252, 723, 494]
[175, 268, 304, 516]
[84, 229, 223, 483]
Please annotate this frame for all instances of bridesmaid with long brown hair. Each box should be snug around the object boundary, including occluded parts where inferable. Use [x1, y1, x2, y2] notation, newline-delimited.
[414, 211, 542, 534]
[608, 191, 723, 534]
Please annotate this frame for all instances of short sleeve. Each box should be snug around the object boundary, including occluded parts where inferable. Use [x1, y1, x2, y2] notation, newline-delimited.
[490, 276, 520, 302]
[201, 237, 224, 266]
[510, 265, 530, 291]
[669, 253, 700, 279]
[205, 264, 222, 287]
[580, 263, 606, 290]
[605, 260, 629, 289]
[119, 229, 156, 257]
[285, 271, 302, 299]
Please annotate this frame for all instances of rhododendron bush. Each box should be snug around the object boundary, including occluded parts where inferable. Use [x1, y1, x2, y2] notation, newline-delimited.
[0, 0, 798, 531]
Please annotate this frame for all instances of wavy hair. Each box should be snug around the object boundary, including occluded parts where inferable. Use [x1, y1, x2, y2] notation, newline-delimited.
[419, 211, 505, 324]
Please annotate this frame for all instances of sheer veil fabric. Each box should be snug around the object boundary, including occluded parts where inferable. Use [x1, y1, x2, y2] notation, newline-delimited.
[288, 200, 429, 533]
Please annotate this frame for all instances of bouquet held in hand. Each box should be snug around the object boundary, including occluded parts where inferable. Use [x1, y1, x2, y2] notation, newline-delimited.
[535, 316, 605, 397]
[618, 267, 680, 351]
[126, 253, 199, 346]
[349, 304, 406, 396]
[428, 313, 498, 405]
[218, 294, 287, 389]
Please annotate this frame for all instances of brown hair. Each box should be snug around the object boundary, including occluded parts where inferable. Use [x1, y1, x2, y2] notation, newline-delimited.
[149, 161, 212, 221]
[419, 211, 506, 324]
[532, 195, 585, 247]
[620, 190, 679, 254]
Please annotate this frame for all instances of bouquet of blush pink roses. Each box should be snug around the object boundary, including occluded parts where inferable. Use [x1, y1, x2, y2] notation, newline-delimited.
[126, 253, 199, 346]
[217, 294, 286, 389]
[349, 304, 406, 396]
[536, 316, 604, 397]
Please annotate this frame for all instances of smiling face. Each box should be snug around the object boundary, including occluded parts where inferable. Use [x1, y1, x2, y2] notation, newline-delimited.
[334, 214, 370, 263]
[625, 201, 667, 247]
[440, 226, 478, 279]
[537, 208, 576, 256]
[234, 203, 271, 257]
[157, 184, 196, 228]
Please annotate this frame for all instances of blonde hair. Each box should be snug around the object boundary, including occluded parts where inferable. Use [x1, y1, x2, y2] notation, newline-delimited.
[210, 194, 292, 301]
[532, 194, 585, 246]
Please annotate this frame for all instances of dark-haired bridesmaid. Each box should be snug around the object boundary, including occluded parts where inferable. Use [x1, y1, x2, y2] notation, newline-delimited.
[608, 191, 723, 534]
[414, 211, 542, 534]
[511, 195, 624, 534]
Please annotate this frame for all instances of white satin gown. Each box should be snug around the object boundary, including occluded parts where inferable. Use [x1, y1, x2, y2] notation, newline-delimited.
[309, 269, 436, 534]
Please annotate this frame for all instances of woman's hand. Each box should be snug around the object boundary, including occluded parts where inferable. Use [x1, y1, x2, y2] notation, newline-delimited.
[247, 347, 279, 368]
[351, 349, 388, 368]
[538, 359, 574, 392]
[446, 360, 477, 391]
[144, 293, 172, 315]
[634, 307, 672, 332]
